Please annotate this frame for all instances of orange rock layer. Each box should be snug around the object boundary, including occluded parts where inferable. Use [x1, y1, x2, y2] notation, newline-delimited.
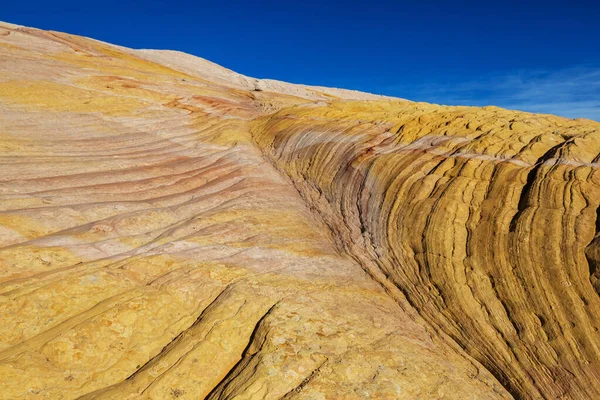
[0, 21, 599, 399]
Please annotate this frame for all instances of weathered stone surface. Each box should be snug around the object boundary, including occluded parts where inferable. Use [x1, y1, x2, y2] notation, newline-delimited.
[0, 21, 598, 399]
[252, 103, 600, 399]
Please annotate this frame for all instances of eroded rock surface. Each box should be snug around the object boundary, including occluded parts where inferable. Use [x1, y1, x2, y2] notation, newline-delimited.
[0, 21, 598, 400]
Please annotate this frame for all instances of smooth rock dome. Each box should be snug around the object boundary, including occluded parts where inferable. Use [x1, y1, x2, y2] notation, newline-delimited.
[0, 21, 599, 400]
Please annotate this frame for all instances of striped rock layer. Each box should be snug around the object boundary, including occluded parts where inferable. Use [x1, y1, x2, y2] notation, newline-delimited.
[1, 21, 599, 400]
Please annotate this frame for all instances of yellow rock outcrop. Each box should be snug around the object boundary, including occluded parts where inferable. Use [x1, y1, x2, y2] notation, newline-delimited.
[0, 21, 599, 399]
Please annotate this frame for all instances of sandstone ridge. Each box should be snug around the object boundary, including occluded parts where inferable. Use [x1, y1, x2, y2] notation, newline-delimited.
[0, 21, 599, 400]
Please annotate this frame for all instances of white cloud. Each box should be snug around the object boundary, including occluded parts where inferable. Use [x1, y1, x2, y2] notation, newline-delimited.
[389, 65, 600, 121]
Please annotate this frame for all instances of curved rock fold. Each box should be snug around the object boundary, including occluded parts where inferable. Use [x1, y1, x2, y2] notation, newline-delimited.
[0, 21, 599, 400]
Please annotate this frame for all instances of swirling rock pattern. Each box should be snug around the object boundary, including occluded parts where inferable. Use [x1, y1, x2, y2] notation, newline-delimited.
[0, 21, 598, 400]
[252, 102, 600, 399]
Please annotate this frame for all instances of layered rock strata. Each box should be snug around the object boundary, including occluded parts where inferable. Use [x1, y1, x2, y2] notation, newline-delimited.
[0, 21, 599, 400]
[252, 101, 600, 399]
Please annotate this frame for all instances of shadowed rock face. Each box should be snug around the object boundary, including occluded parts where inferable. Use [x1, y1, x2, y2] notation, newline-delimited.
[0, 22, 598, 400]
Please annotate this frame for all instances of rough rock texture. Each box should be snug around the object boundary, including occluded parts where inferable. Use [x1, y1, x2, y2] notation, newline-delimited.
[0, 21, 598, 400]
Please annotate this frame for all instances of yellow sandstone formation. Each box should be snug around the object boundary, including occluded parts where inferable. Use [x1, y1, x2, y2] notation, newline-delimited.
[0, 21, 599, 399]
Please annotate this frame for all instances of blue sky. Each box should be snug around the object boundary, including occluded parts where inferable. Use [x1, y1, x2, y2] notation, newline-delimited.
[2, 0, 599, 120]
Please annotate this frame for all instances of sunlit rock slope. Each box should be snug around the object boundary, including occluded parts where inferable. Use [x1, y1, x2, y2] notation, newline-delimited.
[0, 21, 599, 400]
